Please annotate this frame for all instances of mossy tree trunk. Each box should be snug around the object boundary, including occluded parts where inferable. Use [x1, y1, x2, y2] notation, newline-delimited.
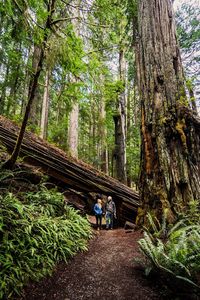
[136, 0, 200, 225]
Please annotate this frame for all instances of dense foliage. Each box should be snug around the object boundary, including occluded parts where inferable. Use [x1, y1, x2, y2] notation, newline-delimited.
[1, 0, 197, 184]
[0, 0, 140, 184]
[0, 187, 92, 299]
[138, 201, 200, 292]
[176, 1, 200, 110]
[176, 2, 200, 78]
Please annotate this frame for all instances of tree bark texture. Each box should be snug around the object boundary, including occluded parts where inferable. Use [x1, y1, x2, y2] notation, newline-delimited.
[67, 0, 81, 158]
[126, 84, 132, 187]
[137, 0, 200, 225]
[40, 68, 50, 140]
[113, 49, 127, 184]
[68, 101, 79, 157]
[99, 106, 108, 174]
[29, 44, 42, 127]
[99, 76, 108, 174]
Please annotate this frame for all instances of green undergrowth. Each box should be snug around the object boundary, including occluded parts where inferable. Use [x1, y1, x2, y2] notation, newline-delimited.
[0, 186, 92, 299]
[137, 201, 200, 295]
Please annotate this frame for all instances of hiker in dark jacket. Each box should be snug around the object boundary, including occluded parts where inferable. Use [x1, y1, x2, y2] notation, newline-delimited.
[105, 196, 116, 230]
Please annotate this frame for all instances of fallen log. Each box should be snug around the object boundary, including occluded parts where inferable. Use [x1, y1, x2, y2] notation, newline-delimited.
[0, 116, 140, 222]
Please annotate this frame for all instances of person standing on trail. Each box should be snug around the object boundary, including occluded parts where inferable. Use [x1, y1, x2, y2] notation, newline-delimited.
[105, 196, 116, 230]
[94, 197, 103, 230]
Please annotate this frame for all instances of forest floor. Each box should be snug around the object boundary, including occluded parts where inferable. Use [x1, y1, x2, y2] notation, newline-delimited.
[19, 227, 169, 300]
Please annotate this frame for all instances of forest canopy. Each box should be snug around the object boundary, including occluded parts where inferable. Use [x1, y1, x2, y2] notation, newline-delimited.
[0, 0, 199, 210]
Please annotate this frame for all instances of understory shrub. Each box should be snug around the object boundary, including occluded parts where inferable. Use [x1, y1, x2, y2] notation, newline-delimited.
[0, 188, 92, 299]
[137, 201, 200, 293]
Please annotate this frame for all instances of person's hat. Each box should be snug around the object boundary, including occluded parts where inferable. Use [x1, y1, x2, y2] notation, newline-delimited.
[108, 196, 112, 201]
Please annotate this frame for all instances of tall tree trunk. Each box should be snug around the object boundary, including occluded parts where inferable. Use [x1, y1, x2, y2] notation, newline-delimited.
[68, 100, 79, 157]
[126, 83, 131, 187]
[113, 49, 127, 184]
[2, 0, 56, 169]
[0, 65, 9, 114]
[136, 0, 200, 225]
[21, 45, 33, 116]
[68, 0, 81, 157]
[188, 85, 198, 115]
[99, 103, 108, 173]
[56, 92, 63, 126]
[56, 78, 66, 126]
[92, 100, 97, 165]
[7, 65, 20, 116]
[29, 44, 41, 128]
[40, 68, 50, 139]
[11, 43, 22, 116]
[99, 76, 108, 174]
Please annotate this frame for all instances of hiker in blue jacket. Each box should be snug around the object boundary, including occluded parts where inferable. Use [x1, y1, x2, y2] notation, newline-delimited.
[94, 197, 103, 230]
[105, 196, 116, 230]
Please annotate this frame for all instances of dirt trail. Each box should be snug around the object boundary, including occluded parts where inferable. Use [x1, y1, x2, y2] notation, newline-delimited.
[20, 229, 164, 300]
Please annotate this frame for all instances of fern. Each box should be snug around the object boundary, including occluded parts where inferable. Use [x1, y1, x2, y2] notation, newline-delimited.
[0, 189, 92, 299]
[137, 207, 200, 291]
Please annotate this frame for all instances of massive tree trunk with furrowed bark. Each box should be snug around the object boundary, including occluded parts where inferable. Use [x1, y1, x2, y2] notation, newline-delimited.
[136, 0, 200, 225]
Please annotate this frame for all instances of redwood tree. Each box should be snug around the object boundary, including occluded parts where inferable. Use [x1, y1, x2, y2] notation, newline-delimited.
[113, 48, 127, 184]
[136, 0, 200, 225]
[67, 0, 81, 158]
